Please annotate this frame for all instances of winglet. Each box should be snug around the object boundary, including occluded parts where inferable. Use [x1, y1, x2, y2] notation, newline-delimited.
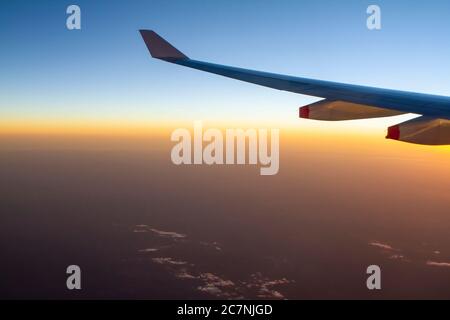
[139, 30, 188, 60]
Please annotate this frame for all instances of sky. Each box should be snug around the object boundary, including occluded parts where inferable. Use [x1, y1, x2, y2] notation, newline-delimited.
[1, 1, 450, 299]
[1, 0, 450, 131]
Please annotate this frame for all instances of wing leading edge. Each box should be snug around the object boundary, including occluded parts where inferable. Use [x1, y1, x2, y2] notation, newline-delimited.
[139, 30, 450, 145]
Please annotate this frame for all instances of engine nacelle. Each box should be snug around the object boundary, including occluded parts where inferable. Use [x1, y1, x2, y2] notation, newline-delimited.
[299, 100, 404, 121]
[386, 117, 450, 145]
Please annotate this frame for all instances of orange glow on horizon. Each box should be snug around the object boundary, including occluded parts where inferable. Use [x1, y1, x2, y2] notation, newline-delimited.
[1, 118, 449, 155]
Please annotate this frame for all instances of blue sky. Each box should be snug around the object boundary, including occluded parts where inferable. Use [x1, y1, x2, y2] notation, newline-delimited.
[1, 0, 450, 125]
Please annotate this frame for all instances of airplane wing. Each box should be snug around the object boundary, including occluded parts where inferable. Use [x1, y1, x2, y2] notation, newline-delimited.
[139, 30, 450, 145]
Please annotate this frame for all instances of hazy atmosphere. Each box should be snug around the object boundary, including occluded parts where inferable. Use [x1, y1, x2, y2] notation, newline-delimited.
[1, 0, 450, 299]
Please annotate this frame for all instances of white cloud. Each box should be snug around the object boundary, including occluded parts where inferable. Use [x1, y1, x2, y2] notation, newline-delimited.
[369, 241, 396, 251]
[196, 273, 239, 298]
[200, 273, 235, 287]
[175, 271, 197, 279]
[389, 254, 408, 261]
[133, 225, 187, 240]
[133, 229, 148, 233]
[426, 261, 450, 268]
[245, 273, 292, 299]
[152, 257, 188, 265]
[138, 248, 158, 253]
[149, 228, 187, 239]
[138, 225, 291, 299]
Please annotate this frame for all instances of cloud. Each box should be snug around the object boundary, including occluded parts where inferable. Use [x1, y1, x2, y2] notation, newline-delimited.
[149, 228, 187, 239]
[195, 272, 292, 299]
[197, 285, 224, 296]
[200, 241, 222, 251]
[200, 273, 235, 287]
[138, 248, 158, 253]
[369, 241, 411, 262]
[257, 288, 284, 299]
[149, 254, 292, 299]
[370, 241, 447, 267]
[133, 229, 148, 233]
[133, 225, 187, 240]
[152, 257, 188, 265]
[196, 273, 240, 298]
[244, 273, 292, 299]
[369, 241, 396, 251]
[426, 261, 450, 268]
[137, 225, 291, 299]
[175, 270, 197, 279]
[389, 254, 407, 261]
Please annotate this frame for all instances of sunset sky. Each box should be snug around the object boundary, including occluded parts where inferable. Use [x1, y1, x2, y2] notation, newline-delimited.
[1, 0, 450, 300]
[1, 0, 450, 133]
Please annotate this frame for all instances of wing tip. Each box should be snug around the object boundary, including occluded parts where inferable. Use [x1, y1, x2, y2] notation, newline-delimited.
[139, 30, 188, 60]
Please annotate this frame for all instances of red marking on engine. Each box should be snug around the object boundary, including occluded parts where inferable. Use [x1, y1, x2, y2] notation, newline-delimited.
[386, 125, 400, 140]
[300, 106, 310, 118]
